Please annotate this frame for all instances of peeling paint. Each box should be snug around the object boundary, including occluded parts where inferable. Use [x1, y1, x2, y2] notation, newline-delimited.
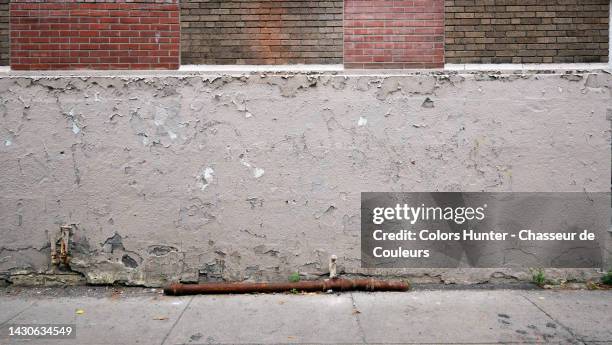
[197, 167, 215, 191]
[253, 167, 265, 178]
[0, 71, 610, 287]
[422, 97, 434, 108]
[240, 156, 265, 179]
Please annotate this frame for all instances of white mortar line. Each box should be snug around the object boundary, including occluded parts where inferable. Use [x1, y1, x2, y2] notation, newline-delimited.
[179, 64, 345, 72]
[445, 63, 611, 71]
[1, 63, 610, 78]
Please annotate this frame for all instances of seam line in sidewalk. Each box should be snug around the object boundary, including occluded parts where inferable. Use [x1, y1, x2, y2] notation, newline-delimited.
[0, 301, 35, 327]
[160, 296, 195, 345]
[350, 292, 367, 344]
[520, 293, 585, 344]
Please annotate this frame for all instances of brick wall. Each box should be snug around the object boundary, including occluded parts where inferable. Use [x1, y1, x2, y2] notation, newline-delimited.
[10, 1, 180, 70]
[0, 0, 8, 65]
[344, 0, 445, 69]
[445, 0, 610, 64]
[5, 0, 611, 69]
[181, 0, 343, 65]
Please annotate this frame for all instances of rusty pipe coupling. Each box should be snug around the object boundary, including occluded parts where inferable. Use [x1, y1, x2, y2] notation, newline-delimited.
[164, 278, 410, 295]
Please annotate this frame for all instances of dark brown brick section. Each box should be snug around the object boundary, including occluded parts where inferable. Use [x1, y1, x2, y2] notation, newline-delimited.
[445, 0, 610, 64]
[0, 0, 8, 65]
[181, 0, 343, 65]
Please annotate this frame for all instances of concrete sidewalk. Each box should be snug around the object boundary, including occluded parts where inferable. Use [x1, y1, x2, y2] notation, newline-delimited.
[0, 287, 610, 345]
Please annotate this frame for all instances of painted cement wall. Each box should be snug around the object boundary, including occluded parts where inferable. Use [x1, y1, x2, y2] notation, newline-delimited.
[0, 70, 610, 286]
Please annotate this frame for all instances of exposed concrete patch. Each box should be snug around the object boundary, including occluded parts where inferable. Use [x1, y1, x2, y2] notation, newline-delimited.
[8, 272, 86, 286]
[148, 245, 178, 256]
[421, 97, 434, 108]
[121, 254, 138, 268]
[102, 233, 124, 253]
[0, 71, 610, 286]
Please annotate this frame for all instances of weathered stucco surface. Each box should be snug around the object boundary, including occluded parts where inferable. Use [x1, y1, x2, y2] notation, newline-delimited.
[0, 70, 610, 286]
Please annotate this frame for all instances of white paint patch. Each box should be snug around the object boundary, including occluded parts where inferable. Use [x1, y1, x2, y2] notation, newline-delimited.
[138, 133, 149, 146]
[66, 109, 81, 135]
[253, 167, 265, 178]
[203, 167, 214, 181]
[245, 112, 253, 118]
[241, 159, 252, 168]
[198, 166, 215, 190]
[168, 130, 177, 140]
[241, 158, 264, 179]
[4, 139, 12, 146]
[357, 117, 368, 126]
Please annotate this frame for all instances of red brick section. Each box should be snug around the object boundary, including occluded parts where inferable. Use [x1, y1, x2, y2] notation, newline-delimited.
[10, 1, 180, 70]
[0, 0, 8, 65]
[344, 0, 445, 69]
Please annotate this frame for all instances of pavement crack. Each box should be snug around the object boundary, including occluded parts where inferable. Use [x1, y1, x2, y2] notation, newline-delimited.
[349, 292, 367, 344]
[0, 301, 35, 327]
[521, 293, 585, 344]
[160, 296, 194, 345]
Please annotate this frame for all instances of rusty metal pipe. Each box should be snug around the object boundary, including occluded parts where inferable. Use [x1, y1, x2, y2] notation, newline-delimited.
[164, 278, 409, 295]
